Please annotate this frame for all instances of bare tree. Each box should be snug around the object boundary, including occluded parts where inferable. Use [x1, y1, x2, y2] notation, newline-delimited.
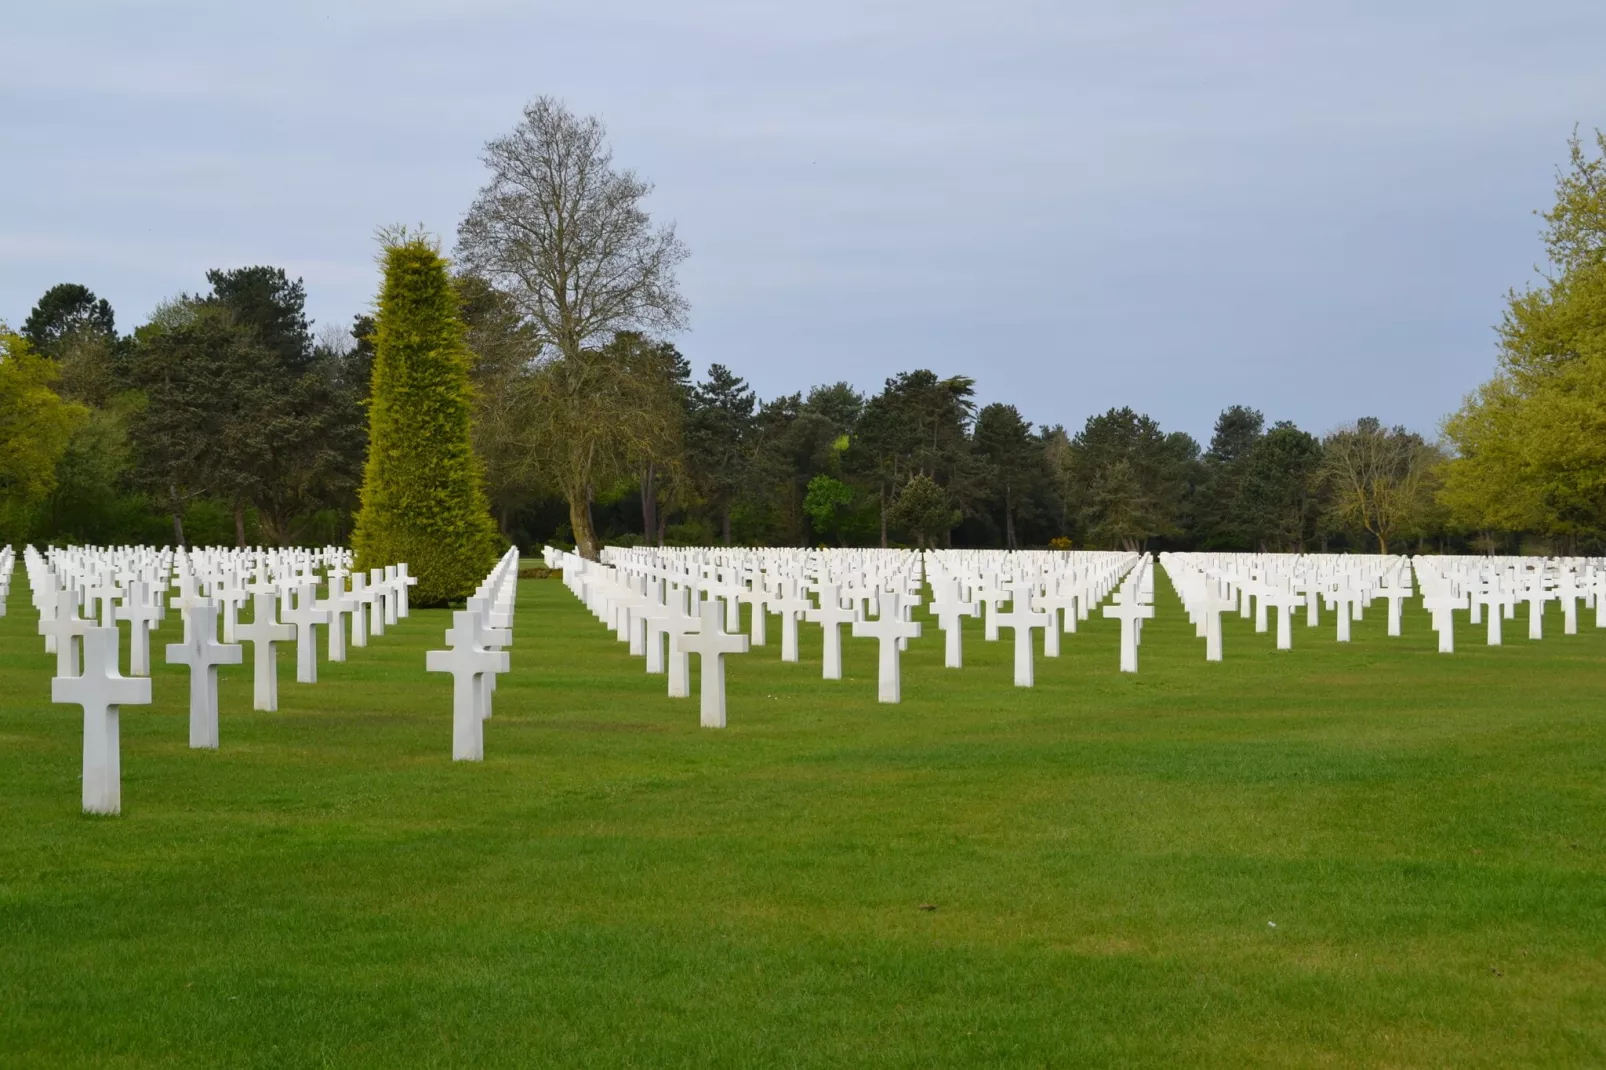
[456, 98, 688, 556]
[1321, 418, 1442, 553]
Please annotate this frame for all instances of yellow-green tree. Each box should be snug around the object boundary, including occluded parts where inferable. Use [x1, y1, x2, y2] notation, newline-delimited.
[0, 327, 87, 541]
[1441, 131, 1606, 545]
[352, 236, 499, 605]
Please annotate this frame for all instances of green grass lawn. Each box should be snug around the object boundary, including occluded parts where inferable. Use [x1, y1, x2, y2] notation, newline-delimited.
[1, 571, 1603, 1068]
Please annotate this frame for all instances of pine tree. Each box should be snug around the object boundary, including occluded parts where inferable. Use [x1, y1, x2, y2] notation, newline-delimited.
[352, 236, 499, 606]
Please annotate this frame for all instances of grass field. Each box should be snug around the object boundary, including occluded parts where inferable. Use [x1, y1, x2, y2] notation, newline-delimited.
[1, 569, 1603, 1067]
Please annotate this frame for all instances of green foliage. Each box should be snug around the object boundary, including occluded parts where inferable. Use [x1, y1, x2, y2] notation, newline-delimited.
[0, 328, 88, 540]
[687, 364, 757, 541]
[1194, 405, 1265, 549]
[22, 283, 115, 354]
[1235, 421, 1323, 551]
[891, 473, 961, 547]
[352, 238, 499, 605]
[1441, 130, 1606, 546]
[802, 474, 855, 544]
[1065, 407, 1197, 549]
[1321, 418, 1442, 553]
[972, 402, 1049, 549]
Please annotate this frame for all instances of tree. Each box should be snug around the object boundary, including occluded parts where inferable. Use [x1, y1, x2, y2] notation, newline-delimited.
[803, 474, 855, 545]
[203, 265, 361, 544]
[22, 284, 116, 355]
[1321, 418, 1440, 553]
[204, 267, 313, 371]
[891, 474, 961, 548]
[518, 332, 685, 558]
[351, 235, 500, 605]
[1195, 405, 1264, 548]
[1236, 421, 1322, 550]
[456, 275, 544, 538]
[0, 328, 87, 540]
[1064, 407, 1195, 549]
[687, 364, 757, 543]
[849, 371, 978, 546]
[456, 97, 689, 557]
[972, 402, 1041, 549]
[126, 302, 270, 545]
[1440, 130, 1606, 547]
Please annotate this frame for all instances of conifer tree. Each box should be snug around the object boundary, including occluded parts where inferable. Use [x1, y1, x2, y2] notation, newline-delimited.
[353, 235, 499, 605]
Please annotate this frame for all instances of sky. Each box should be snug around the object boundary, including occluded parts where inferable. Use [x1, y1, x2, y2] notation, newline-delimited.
[5, 0, 1604, 442]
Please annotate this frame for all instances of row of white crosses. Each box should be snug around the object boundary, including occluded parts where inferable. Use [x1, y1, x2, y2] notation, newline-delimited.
[1414, 554, 1606, 652]
[426, 547, 520, 761]
[543, 545, 1150, 728]
[1158, 552, 1606, 659]
[25, 545, 416, 814]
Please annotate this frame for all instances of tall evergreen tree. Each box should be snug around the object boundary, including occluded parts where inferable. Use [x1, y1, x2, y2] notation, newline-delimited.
[972, 402, 1040, 549]
[687, 364, 757, 543]
[352, 236, 499, 606]
[1196, 404, 1264, 548]
[22, 284, 116, 355]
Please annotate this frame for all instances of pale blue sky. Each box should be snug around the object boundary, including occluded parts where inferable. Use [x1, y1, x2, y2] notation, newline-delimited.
[5, 0, 1603, 441]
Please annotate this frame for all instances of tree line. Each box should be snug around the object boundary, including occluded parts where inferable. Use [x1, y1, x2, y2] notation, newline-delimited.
[2, 103, 1602, 558]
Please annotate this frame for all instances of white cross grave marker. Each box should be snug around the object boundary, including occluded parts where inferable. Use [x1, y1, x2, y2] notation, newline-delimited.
[674, 598, 750, 727]
[236, 592, 295, 711]
[53, 627, 151, 815]
[165, 603, 243, 749]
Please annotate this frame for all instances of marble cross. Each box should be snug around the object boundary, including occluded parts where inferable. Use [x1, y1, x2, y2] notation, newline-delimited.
[928, 579, 978, 669]
[993, 582, 1051, 687]
[1262, 587, 1303, 651]
[1102, 595, 1154, 673]
[236, 592, 296, 711]
[1477, 585, 1505, 646]
[348, 574, 370, 648]
[771, 580, 813, 663]
[53, 626, 151, 815]
[1330, 584, 1359, 643]
[1201, 581, 1235, 662]
[165, 603, 243, 749]
[113, 581, 163, 677]
[426, 610, 510, 761]
[1422, 591, 1465, 654]
[658, 588, 701, 698]
[975, 579, 1010, 642]
[738, 581, 770, 647]
[39, 588, 92, 678]
[851, 591, 922, 703]
[804, 582, 857, 680]
[674, 598, 750, 727]
[368, 568, 388, 637]
[283, 583, 331, 684]
[317, 577, 356, 663]
[1379, 584, 1411, 638]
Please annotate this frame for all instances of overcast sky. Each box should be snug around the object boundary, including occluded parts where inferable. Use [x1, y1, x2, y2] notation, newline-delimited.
[5, 0, 1603, 441]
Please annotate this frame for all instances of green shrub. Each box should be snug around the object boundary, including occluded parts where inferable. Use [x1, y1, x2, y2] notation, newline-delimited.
[351, 236, 498, 605]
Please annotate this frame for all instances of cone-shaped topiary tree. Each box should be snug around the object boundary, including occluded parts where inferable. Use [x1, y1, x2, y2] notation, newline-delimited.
[352, 234, 500, 605]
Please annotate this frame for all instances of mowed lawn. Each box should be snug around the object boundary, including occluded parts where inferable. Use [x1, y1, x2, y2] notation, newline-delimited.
[1, 568, 1603, 1068]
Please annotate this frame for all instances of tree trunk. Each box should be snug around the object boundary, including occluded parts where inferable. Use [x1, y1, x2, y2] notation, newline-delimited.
[1376, 531, 1388, 554]
[879, 484, 888, 548]
[568, 491, 601, 560]
[657, 505, 670, 546]
[172, 510, 186, 547]
[640, 462, 657, 545]
[721, 505, 732, 545]
[1005, 485, 1016, 550]
[234, 499, 247, 548]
